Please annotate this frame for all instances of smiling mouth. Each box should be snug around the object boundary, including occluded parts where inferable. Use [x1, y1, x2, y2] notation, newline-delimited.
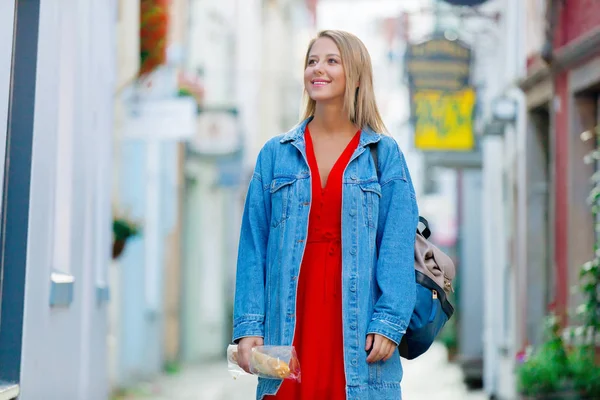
[312, 80, 331, 86]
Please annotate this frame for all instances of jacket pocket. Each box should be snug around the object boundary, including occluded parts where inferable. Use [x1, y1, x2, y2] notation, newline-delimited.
[270, 177, 296, 228]
[359, 181, 381, 228]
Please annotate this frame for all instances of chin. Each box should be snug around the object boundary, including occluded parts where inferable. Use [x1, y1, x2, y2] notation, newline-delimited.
[308, 93, 341, 103]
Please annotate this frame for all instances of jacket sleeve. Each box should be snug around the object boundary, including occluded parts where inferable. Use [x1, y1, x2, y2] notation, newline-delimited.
[232, 148, 271, 343]
[367, 140, 418, 345]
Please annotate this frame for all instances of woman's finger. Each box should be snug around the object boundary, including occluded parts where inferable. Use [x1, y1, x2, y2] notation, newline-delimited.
[375, 336, 389, 362]
[366, 335, 381, 363]
[383, 341, 395, 361]
[239, 345, 252, 373]
[365, 334, 373, 352]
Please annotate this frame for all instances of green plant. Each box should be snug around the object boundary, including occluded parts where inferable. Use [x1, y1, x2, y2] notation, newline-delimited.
[113, 217, 141, 241]
[516, 124, 600, 399]
[112, 214, 142, 259]
[516, 315, 571, 396]
[569, 344, 600, 397]
[163, 360, 181, 375]
[565, 124, 600, 398]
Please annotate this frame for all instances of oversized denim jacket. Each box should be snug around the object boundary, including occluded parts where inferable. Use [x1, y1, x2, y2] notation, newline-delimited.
[233, 117, 418, 400]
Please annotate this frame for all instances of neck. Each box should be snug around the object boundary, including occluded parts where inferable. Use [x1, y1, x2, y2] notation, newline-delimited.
[311, 102, 357, 136]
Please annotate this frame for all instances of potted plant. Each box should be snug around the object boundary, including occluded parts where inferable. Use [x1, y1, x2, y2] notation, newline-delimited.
[569, 344, 600, 398]
[112, 215, 141, 259]
[516, 315, 575, 399]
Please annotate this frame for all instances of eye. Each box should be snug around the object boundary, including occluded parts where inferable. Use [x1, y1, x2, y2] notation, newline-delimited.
[307, 59, 317, 66]
[328, 58, 338, 64]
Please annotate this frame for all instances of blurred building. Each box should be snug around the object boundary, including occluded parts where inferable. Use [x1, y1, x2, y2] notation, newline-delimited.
[477, 0, 600, 398]
[179, 0, 315, 365]
[521, 0, 600, 329]
[110, 0, 197, 390]
[0, 1, 116, 399]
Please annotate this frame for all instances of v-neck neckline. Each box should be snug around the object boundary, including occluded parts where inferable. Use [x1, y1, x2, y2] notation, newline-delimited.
[305, 126, 361, 192]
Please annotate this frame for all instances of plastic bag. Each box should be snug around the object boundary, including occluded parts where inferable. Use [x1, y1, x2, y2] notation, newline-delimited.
[227, 344, 301, 382]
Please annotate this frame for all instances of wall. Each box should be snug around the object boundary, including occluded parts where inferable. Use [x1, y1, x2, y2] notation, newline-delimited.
[480, 0, 527, 397]
[116, 139, 179, 385]
[109, 0, 140, 389]
[458, 170, 484, 362]
[180, 0, 235, 362]
[555, 0, 600, 48]
[234, 0, 263, 167]
[18, 0, 115, 398]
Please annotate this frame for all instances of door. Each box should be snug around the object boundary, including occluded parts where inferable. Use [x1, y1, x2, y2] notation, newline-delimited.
[0, 0, 39, 390]
[0, 0, 16, 316]
[526, 107, 551, 346]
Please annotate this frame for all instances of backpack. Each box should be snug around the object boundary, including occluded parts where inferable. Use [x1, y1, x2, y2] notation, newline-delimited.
[369, 144, 456, 359]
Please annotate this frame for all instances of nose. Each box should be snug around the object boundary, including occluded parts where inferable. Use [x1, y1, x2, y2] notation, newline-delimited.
[313, 61, 324, 75]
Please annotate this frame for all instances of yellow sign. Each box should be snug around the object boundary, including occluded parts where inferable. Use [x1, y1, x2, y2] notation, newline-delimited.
[413, 88, 476, 151]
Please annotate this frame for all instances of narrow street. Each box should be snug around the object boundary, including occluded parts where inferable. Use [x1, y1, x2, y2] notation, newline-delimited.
[116, 344, 487, 400]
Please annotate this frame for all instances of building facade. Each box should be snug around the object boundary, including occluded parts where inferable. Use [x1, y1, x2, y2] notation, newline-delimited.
[0, 1, 116, 399]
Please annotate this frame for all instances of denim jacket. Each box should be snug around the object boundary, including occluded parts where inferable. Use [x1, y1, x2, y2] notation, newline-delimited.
[233, 117, 418, 400]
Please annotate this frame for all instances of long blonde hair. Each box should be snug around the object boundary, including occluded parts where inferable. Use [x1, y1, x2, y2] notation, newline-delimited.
[300, 30, 387, 133]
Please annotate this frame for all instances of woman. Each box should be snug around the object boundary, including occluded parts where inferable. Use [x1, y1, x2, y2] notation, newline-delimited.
[232, 30, 418, 400]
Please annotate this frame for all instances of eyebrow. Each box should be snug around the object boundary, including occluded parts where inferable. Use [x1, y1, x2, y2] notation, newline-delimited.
[308, 53, 341, 58]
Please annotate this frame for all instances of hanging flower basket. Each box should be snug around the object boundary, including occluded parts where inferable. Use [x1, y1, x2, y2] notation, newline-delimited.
[139, 0, 170, 77]
[112, 217, 141, 260]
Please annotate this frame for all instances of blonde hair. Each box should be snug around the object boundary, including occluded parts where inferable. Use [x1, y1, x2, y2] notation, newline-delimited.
[300, 30, 387, 133]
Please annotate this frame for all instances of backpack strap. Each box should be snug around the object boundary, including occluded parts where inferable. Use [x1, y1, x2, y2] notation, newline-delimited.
[369, 143, 379, 178]
[368, 142, 430, 240]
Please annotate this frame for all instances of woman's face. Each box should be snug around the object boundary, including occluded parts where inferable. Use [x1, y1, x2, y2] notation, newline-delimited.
[304, 37, 346, 104]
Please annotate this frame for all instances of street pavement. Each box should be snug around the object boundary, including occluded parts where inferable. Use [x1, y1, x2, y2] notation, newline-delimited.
[116, 343, 487, 400]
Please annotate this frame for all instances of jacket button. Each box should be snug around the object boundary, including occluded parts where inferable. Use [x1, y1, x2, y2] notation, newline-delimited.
[351, 175, 358, 180]
[350, 323, 357, 330]
[349, 209, 356, 216]
[350, 248, 356, 255]
[351, 359, 357, 365]
[350, 285, 356, 292]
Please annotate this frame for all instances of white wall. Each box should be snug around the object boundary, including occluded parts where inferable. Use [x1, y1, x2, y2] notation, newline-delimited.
[479, 0, 528, 397]
[182, 0, 238, 361]
[19, 0, 115, 398]
[234, 0, 262, 166]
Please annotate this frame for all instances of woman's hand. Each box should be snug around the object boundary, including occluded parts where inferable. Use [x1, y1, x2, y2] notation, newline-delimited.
[237, 336, 264, 373]
[365, 334, 396, 363]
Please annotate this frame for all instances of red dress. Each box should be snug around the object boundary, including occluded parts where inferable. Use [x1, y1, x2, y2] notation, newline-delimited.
[267, 127, 361, 400]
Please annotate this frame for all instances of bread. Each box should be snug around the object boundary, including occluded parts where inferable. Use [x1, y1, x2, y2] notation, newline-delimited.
[250, 349, 291, 379]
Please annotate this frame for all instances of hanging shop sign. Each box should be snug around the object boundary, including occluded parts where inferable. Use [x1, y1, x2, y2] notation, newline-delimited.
[405, 35, 476, 151]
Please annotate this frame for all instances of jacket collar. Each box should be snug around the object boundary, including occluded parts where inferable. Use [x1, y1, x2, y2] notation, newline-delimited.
[280, 116, 382, 147]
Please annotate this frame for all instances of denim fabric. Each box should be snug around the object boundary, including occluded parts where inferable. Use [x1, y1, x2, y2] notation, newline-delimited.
[233, 117, 418, 400]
